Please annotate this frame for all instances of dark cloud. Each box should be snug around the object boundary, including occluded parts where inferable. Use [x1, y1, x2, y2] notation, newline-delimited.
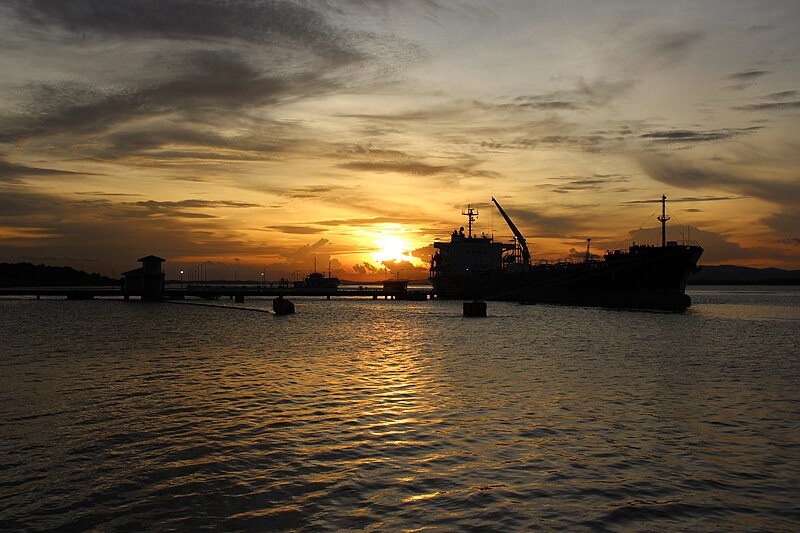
[628, 226, 750, 264]
[338, 145, 501, 180]
[0, 50, 332, 143]
[765, 90, 799, 100]
[761, 211, 800, 242]
[549, 174, 630, 194]
[733, 90, 800, 111]
[0, 158, 84, 182]
[282, 186, 345, 199]
[268, 225, 326, 235]
[734, 100, 800, 111]
[340, 160, 448, 176]
[640, 127, 761, 143]
[75, 191, 143, 197]
[91, 126, 294, 162]
[623, 196, 741, 204]
[746, 25, 775, 32]
[312, 215, 420, 227]
[728, 70, 769, 82]
[352, 261, 379, 275]
[484, 200, 586, 240]
[0, 187, 290, 271]
[132, 200, 261, 209]
[725, 69, 770, 90]
[644, 31, 704, 68]
[508, 134, 609, 153]
[11, 0, 360, 64]
[510, 78, 637, 111]
[638, 154, 800, 208]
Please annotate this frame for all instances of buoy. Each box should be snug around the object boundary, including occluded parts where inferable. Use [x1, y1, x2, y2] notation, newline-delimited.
[463, 300, 487, 317]
[273, 295, 295, 315]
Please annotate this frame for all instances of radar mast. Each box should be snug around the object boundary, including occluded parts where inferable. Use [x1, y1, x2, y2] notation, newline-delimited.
[657, 195, 670, 247]
[462, 205, 478, 238]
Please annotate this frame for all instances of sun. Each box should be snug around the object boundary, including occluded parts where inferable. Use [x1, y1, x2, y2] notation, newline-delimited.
[373, 235, 416, 264]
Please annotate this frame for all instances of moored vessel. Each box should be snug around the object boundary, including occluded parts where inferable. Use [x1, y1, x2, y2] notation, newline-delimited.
[429, 196, 703, 310]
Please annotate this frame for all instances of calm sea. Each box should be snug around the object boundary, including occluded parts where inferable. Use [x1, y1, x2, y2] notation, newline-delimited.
[2, 287, 799, 531]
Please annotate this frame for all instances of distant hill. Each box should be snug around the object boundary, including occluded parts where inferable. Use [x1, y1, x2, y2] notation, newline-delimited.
[689, 265, 800, 285]
[0, 262, 118, 287]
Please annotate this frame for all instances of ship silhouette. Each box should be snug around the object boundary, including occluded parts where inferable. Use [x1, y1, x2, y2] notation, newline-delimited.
[429, 196, 703, 310]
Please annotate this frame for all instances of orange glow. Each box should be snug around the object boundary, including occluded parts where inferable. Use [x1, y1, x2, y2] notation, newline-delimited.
[372, 235, 417, 265]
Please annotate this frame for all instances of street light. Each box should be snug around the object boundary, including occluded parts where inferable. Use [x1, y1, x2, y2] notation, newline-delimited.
[180, 270, 184, 289]
[261, 270, 265, 289]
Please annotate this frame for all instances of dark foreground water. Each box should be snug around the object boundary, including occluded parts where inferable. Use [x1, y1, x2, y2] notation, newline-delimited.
[2, 287, 799, 531]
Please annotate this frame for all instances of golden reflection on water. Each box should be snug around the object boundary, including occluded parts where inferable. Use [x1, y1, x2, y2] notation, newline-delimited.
[3, 294, 799, 531]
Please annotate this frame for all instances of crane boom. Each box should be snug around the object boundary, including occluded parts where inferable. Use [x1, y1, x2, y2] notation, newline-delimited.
[491, 197, 530, 266]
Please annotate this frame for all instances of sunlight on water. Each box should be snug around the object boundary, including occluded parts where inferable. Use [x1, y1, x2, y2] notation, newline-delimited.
[1, 287, 799, 530]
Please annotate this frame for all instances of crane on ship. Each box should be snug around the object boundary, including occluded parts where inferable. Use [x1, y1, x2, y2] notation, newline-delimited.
[491, 197, 531, 266]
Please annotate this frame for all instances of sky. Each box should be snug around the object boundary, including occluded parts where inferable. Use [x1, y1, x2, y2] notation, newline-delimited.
[1, 0, 799, 281]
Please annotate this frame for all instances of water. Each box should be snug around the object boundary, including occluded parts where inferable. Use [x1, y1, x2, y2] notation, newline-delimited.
[1, 287, 799, 531]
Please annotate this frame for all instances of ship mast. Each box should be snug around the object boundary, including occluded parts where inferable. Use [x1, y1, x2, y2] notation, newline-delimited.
[657, 194, 670, 247]
[462, 205, 478, 238]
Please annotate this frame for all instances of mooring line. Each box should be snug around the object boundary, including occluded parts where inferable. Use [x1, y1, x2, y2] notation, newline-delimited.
[165, 300, 273, 314]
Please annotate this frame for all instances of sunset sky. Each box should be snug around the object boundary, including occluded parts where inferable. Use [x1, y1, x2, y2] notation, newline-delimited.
[1, 0, 798, 280]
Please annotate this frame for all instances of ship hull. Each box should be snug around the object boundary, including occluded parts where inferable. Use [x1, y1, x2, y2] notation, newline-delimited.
[431, 245, 703, 310]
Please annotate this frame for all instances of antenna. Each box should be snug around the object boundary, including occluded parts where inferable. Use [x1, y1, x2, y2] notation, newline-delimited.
[461, 205, 479, 238]
[657, 194, 670, 247]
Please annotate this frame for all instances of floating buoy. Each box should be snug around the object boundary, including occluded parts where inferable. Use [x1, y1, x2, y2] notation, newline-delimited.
[273, 296, 295, 315]
[463, 300, 487, 317]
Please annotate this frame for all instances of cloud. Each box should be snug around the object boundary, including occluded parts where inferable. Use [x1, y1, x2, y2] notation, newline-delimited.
[0, 157, 84, 182]
[486, 200, 587, 240]
[352, 261, 379, 275]
[640, 127, 761, 143]
[281, 186, 347, 200]
[762, 211, 800, 241]
[725, 69, 769, 90]
[338, 145, 501, 180]
[10, 0, 361, 64]
[628, 225, 750, 264]
[733, 90, 800, 111]
[510, 78, 637, 111]
[734, 101, 800, 111]
[548, 174, 630, 194]
[267, 225, 326, 235]
[728, 70, 769, 82]
[313, 215, 420, 227]
[643, 31, 704, 68]
[132, 199, 261, 209]
[624, 196, 741, 204]
[340, 160, 448, 176]
[0, 49, 334, 143]
[638, 153, 800, 208]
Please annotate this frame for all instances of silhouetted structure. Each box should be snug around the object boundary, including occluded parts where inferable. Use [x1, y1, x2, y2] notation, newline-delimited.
[463, 300, 487, 317]
[122, 255, 166, 301]
[430, 196, 703, 310]
[273, 295, 295, 315]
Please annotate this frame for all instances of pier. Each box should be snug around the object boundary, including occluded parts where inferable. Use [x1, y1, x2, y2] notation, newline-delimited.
[0, 285, 434, 301]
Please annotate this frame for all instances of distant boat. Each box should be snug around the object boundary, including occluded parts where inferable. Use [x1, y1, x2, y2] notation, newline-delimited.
[429, 196, 703, 310]
[293, 259, 340, 289]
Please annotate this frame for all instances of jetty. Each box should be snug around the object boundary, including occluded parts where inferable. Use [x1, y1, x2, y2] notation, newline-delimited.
[0, 255, 432, 301]
[0, 284, 434, 301]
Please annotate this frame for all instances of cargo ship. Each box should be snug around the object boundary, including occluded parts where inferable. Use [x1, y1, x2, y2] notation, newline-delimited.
[429, 196, 703, 310]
